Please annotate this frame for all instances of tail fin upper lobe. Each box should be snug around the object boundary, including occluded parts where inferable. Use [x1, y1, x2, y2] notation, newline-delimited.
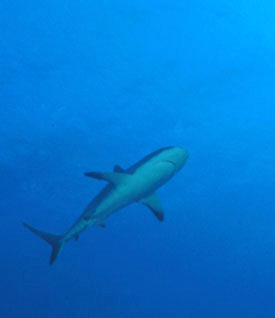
[22, 222, 64, 265]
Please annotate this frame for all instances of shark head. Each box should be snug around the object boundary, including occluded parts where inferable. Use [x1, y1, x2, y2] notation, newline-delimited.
[159, 146, 189, 172]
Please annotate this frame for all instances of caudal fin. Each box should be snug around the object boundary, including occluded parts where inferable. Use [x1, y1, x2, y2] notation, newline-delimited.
[22, 222, 65, 265]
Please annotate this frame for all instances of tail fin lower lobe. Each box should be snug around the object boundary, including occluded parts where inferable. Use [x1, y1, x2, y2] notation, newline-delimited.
[22, 222, 64, 265]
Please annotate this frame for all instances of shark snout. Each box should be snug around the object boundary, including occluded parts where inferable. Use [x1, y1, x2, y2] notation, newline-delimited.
[165, 147, 188, 171]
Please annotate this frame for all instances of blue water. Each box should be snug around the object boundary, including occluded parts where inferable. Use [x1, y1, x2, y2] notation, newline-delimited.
[1, 0, 275, 317]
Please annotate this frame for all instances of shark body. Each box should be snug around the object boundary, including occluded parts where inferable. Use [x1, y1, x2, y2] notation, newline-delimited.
[23, 146, 188, 264]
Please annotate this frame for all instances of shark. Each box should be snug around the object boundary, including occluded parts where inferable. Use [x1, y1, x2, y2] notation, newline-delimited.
[23, 146, 189, 264]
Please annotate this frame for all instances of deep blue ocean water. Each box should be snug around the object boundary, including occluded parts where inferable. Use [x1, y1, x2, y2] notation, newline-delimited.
[1, 0, 275, 317]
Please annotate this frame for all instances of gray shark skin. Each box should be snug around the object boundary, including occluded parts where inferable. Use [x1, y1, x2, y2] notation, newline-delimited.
[23, 146, 188, 264]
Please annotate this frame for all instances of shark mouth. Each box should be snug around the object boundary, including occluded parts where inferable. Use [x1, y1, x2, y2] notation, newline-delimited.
[163, 160, 177, 167]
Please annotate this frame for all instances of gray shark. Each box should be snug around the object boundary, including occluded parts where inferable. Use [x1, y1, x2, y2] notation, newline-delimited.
[23, 146, 188, 264]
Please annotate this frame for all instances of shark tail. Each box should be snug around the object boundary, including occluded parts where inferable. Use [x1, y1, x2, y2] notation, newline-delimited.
[22, 222, 65, 265]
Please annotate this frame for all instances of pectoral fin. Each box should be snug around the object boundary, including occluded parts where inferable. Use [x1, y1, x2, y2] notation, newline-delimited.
[84, 171, 128, 186]
[140, 193, 164, 221]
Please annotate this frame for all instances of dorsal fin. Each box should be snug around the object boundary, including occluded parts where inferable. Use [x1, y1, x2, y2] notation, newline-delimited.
[84, 171, 129, 186]
[139, 193, 164, 221]
[113, 165, 124, 173]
